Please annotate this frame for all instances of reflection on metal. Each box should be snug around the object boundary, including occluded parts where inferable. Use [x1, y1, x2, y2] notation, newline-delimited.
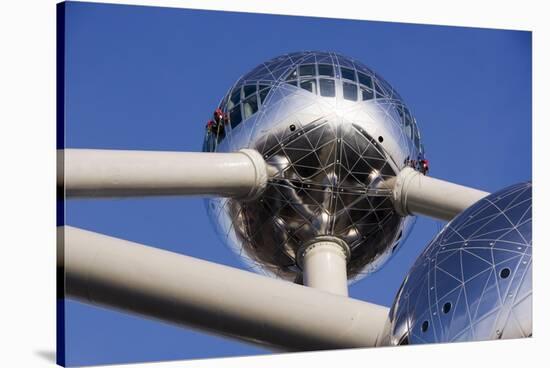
[380, 182, 532, 345]
[205, 51, 423, 282]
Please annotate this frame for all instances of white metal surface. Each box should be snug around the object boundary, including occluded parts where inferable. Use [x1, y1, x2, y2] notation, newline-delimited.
[58, 148, 268, 199]
[60, 226, 390, 351]
[297, 237, 350, 296]
[387, 167, 490, 221]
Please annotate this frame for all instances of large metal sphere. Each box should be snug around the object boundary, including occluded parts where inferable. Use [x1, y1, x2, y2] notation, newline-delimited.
[380, 182, 532, 345]
[204, 51, 423, 281]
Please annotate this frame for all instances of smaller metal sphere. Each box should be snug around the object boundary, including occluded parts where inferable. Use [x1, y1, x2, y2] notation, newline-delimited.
[380, 182, 532, 346]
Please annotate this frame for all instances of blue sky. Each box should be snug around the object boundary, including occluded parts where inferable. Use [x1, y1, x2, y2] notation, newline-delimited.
[62, 2, 532, 366]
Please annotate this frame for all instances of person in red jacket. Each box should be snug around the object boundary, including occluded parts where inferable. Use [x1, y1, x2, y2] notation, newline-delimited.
[214, 108, 224, 123]
[204, 108, 228, 151]
[420, 158, 429, 175]
[207, 109, 226, 137]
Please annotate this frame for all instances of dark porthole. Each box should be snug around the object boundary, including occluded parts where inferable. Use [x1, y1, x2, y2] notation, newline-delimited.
[378, 136, 384, 143]
[443, 302, 452, 314]
[289, 124, 296, 132]
[421, 320, 429, 332]
[500, 268, 511, 279]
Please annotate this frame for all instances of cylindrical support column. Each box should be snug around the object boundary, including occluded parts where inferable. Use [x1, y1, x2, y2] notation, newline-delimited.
[297, 237, 350, 296]
[387, 167, 490, 221]
[58, 148, 268, 200]
[60, 226, 389, 351]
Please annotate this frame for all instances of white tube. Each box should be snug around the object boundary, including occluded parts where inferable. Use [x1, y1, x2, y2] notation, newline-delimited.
[58, 149, 267, 200]
[390, 167, 490, 221]
[298, 237, 350, 296]
[60, 226, 389, 351]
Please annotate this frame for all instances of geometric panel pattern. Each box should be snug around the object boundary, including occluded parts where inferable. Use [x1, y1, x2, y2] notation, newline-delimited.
[204, 51, 424, 281]
[382, 182, 532, 345]
[204, 51, 423, 156]
[236, 120, 402, 280]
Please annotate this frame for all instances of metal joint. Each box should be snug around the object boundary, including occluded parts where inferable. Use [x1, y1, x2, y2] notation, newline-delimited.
[238, 148, 268, 201]
[296, 236, 351, 270]
[392, 167, 418, 217]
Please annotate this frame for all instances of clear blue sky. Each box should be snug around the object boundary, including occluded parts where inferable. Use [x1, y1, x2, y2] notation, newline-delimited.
[62, 2, 532, 366]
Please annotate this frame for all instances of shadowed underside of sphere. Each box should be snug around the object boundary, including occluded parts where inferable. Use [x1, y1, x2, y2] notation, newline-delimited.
[381, 182, 532, 345]
[204, 51, 422, 281]
[240, 119, 402, 280]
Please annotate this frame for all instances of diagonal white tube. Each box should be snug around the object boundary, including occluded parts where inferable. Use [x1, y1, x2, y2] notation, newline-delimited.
[60, 226, 389, 351]
[58, 149, 268, 200]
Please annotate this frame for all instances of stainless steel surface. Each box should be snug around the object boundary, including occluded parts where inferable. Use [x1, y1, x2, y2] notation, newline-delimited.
[204, 51, 423, 281]
[380, 182, 532, 345]
[59, 149, 267, 199]
[61, 226, 389, 351]
[388, 167, 490, 221]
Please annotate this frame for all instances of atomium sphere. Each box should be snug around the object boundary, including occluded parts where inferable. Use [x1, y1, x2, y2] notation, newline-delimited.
[203, 51, 424, 281]
[380, 182, 532, 346]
